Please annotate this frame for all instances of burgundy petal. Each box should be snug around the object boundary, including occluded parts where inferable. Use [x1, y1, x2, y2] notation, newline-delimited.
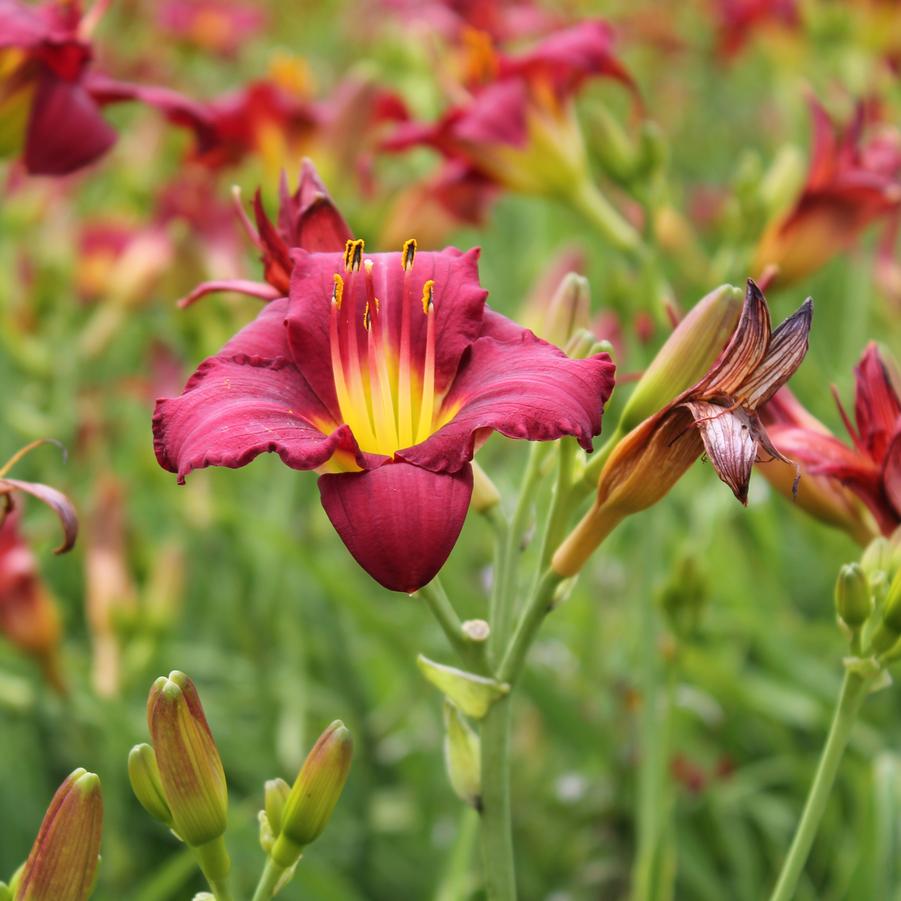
[178, 279, 281, 309]
[881, 430, 901, 518]
[854, 343, 901, 461]
[318, 462, 473, 592]
[399, 335, 614, 473]
[454, 79, 529, 148]
[154, 355, 358, 483]
[24, 75, 116, 175]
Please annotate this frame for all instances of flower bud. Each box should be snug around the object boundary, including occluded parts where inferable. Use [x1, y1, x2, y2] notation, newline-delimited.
[270, 721, 353, 868]
[0, 882, 11, 901]
[618, 284, 744, 434]
[834, 563, 872, 629]
[470, 462, 501, 514]
[443, 702, 481, 810]
[128, 743, 172, 826]
[264, 778, 291, 838]
[15, 768, 103, 901]
[880, 567, 901, 634]
[147, 671, 228, 847]
[417, 655, 509, 719]
[539, 273, 592, 349]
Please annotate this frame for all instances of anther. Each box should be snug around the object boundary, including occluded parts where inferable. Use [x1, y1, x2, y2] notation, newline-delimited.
[344, 239, 365, 272]
[402, 239, 417, 271]
[363, 302, 371, 331]
[332, 273, 344, 309]
[421, 279, 435, 314]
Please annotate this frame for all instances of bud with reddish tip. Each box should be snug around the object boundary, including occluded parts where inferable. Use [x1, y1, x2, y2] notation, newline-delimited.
[15, 768, 103, 901]
[270, 721, 353, 868]
[146, 671, 228, 847]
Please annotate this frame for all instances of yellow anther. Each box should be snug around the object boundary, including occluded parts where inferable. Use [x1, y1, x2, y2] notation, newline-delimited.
[363, 302, 371, 331]
[332, 273, 344, 309]
[421, 279, 435, 314]
[402, 239, 417, 271]
[343, 238, 365, 272]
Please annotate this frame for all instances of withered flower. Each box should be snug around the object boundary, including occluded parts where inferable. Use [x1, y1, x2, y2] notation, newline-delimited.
[553, 280, 812, 576]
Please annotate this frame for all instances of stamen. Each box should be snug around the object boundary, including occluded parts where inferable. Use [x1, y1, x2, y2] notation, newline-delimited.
[344, 239, 365, 272]
[397, 264, 414, 448]
[329, 276, 355, 438]
[402, 239, 417, 271]
[416, 280, 437, 442]
[365, 294, 399, 452]
[338, 271, 378, 448]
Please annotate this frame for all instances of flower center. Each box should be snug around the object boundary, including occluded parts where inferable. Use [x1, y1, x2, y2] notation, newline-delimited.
[329, 239, 447, 456]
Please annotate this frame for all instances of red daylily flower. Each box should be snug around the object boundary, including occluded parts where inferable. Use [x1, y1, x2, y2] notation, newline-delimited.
[754, 98, 901, 285]
[0, 0, 215, 175]
[384, 20, 637, 196]
[154, 239, 615, 592]
[156, 0, 266, 56]
[713, 0, 800, 58]
[179, 159, 352, 308]
[764, 344, 901, 537]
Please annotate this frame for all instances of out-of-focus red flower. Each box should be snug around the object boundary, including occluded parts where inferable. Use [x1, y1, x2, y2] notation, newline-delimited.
[764, 344, 901, 538]
[156, 0, 266, 56]
[0, 509, 64, 691]
[154, 236, 615, 592]
[385, 20, 637, 197]
[0, 0, 215, 175]
[713, 0, 800, 58]
[754, 98, 901, 285]
[179, 158, 352, 307]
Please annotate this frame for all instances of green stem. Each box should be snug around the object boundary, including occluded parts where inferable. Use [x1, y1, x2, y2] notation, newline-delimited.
[534, 441, 577, 572]
[251, 857, 288, 901]
[768, 668, 874, 901]
[194, 836, 234, 901]
[420, 578, 487, 674]
[480, 696, 516, 900]
[434, 806, 480, 901]
[564, 178, 645, 258]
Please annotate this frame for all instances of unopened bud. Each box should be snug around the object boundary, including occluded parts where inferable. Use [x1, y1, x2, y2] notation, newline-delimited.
[540, 273, 591, 349]
[264, 778, 290, 838]
[835, 563, 872, 629]
[0, 882, 10, 901]
[15, 768, 103, 901]
[417, 655, 509, 719]
[470, 462, 500, 514]
[862, 537, 893, 582]
[618, 284, 744, 433]
[271, 721, 353, 868]
[128, 743, 172, 826]
[443, 702, 481, 810]
[147, 671, 228, 847]
[881, 567, 901, 634]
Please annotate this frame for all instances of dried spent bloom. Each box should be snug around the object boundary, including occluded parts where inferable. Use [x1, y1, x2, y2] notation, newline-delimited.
[15, 768, 103, 901]
[146, 671, 228, 847]
[754, 98, 901, 285]
[155, 237, 615, 592]
[384, 20, 637, 198]
[764, 344, 901, 537]
[269, 721, 352, 867]
[180, 159, 351, 308]
[554, 280, 812, 576]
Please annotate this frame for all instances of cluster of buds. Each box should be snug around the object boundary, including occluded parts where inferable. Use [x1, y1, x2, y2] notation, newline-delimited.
[1, 768, 103, 901]
[258, 721, 353, 889]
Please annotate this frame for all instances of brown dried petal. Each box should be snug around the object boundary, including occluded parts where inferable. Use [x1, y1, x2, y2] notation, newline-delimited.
[740, 298, 813, 407]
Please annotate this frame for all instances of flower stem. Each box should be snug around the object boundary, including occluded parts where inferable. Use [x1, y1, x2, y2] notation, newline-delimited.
[194, 837, 234, 901]
[565, 178, 645, 258]
[768, 667, 874, 901]
[251, 857, 288, 901]
[480, 695, 516, 900]
[420, 578, 487, 674]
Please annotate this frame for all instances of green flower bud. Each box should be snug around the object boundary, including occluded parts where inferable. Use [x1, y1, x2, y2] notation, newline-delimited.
[146, 671, 228, 847]
[861, 537, 892, 581]
[270, 721, 353, 868]
[128, 744, 172, 826]
[15, 769, 103, 901]
[881, 567, 901, 634]
[264, 778, 290, 838]
[417, 655, 509, 719]
[0, 882, 10, 901]
[618, 284, 744, 434]
[835, 563, 872, 629]
[443, 702, 481, 810]
[470, 462, 501, 514]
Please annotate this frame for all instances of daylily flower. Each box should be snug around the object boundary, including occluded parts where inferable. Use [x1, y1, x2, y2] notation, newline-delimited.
[759, 387, 879, 544]
[156, 0, 266, 57]
[553, 280, 812, 577]
[179, 159, 351, 308]
[0, 0, 215, 176]
[713, 0, 800, 58]
[754, 98, 901, 285]
[154, 239, 615, 592]
[384, 20, 637, 198]
[0, 510, 64, 692]
[763, 344, 901, 538]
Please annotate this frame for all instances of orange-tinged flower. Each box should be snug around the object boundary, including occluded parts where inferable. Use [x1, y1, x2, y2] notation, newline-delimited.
[754, 98, 901, 285]
[554, 280, 812, 576]
[15, 768, 103, 901]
